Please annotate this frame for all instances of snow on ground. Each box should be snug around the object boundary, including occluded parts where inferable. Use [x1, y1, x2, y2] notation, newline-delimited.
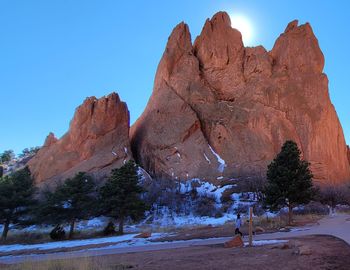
[0, 179, 265, 237]
[148, 178, 263, 228]
[208, 145, 226, 172]
[0, 237, 290, 255]
[244, 240, 288, 247]
[179, 178, 236, 204]
[171, 213, 236, 227]
[0, 233, 167, 253]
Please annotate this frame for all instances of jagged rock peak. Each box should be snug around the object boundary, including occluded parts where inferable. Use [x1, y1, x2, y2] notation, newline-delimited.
[208, 11, 232, 28]
[166, 22, 192, 53]
[43, 132, 58, 147]
[270, 19, 325, 74]
[28, 92, 132, 185]
[194, 11, 243, 69]
[131, 11, 350, 186]
[284, 20, 299, 32]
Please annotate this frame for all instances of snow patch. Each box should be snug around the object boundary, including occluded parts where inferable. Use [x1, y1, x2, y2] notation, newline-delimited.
[0, 233, 168, 253]
[244, 240, 288, 247]
[149, 208, 236, 228]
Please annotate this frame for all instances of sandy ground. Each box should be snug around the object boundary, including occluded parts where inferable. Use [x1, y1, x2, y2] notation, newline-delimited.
[0, 213, 349, 265]
[93, 235, 350, 270]
[2, 235, 349, 270]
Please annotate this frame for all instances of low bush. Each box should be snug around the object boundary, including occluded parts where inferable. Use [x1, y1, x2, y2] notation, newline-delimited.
[293, 201, 329, 215]
[234, 203, 250, 215]
[335, 204, 350, 213]
[49, 225, 66, 241]
[252, 203, 266, 216]
[103, 221, 116, 236]
[221, 188, 235, 203]
[193, 196, 217, 217]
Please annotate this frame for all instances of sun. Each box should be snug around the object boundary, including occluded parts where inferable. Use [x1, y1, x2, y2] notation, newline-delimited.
[229, 14, 254, 45]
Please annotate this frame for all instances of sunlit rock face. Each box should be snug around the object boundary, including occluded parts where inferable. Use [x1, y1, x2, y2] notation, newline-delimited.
[28, 93, 132, 184]
[131, 12, 350, 185]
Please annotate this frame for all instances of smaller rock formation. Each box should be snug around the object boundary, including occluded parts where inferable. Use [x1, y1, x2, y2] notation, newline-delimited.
[224, 235, 244, 248]
[28, 93, 132, 184]
[134, 232, 152, 238]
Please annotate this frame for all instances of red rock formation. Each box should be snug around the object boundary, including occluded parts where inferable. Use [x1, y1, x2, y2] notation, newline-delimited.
[347, 146, 350, 165]
[131, 12, 350, 185]
[28, 93, 131, 184]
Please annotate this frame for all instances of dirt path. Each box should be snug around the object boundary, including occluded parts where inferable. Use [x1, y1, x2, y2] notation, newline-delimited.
[253, 212, 350, 244]
[1, 213, 349, 264]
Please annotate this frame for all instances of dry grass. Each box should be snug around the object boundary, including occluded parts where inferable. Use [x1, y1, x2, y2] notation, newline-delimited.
[335, 205, 350, 214]
[251, 213, 324, 231]
[0, 229, 111, 246]
[1, 257, 133, 270]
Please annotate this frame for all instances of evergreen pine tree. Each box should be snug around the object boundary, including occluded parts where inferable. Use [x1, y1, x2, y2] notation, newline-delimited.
[264, 140, 314, 225]
[36, 172, 97, 239]
[0, 150, 15, 163]
[0, 167, 36, 240]
[99, 160, 146, 234]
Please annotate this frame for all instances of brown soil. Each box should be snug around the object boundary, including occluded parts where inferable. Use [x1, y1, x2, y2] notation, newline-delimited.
[85, 235, 350, 270]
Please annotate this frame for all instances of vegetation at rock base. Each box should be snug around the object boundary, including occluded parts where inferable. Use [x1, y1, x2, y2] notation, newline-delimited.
[263, 140, 315, 225]
[99, 160, 146, 234]
[36, 172, 97, 239]
[18, 146, 41, 158]
[0, 149, 15, 163]
[0, 167, 36, 239]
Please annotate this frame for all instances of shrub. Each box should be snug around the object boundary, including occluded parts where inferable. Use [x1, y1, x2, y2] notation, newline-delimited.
[221, 188, 235, 203]
[317, 186, 349, 208]
[253, 203, 266, 216]
[49, 225, 66, 240]
[293, 201, 329, 215]
[193, 196, 217, 217]
[103, 221, 116, 236]
[235, 203, 250, 215]
[143, 178, 185, 213]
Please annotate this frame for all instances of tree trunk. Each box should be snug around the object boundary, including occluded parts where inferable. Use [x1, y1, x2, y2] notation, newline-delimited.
[1, 220, 10, 240]
[288, 204, 293, 225]
[118, 216, 124, 235]
[69, 220, 75, 239]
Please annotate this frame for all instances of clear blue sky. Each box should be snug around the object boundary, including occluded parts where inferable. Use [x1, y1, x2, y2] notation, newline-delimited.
[0, 0, 349, 154]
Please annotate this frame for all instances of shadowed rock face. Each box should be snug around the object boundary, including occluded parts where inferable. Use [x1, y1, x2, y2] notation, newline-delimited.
[28, 93, 132, 184]
[131, 12, 350, 185]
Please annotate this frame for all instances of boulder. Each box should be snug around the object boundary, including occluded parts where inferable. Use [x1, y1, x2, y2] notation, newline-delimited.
[134, 232, 152, 238]
[224, 235, 244, 248]
[28, 93, 132, 184]
[298, 245, 312, 255]
[254, 226, 265, 233]
[131, 11, 350, 185]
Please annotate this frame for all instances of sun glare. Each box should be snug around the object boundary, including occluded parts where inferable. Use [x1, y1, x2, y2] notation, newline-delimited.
[229, 14, 254, 45]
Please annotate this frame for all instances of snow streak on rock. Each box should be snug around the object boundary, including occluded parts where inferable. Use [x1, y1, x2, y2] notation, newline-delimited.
[209, 145, 226, 172]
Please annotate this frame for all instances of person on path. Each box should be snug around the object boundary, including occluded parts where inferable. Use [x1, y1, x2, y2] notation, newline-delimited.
[235, 213, 243, 236]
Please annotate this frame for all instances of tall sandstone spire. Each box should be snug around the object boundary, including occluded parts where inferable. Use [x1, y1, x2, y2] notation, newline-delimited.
[131, 11, 350, 185]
